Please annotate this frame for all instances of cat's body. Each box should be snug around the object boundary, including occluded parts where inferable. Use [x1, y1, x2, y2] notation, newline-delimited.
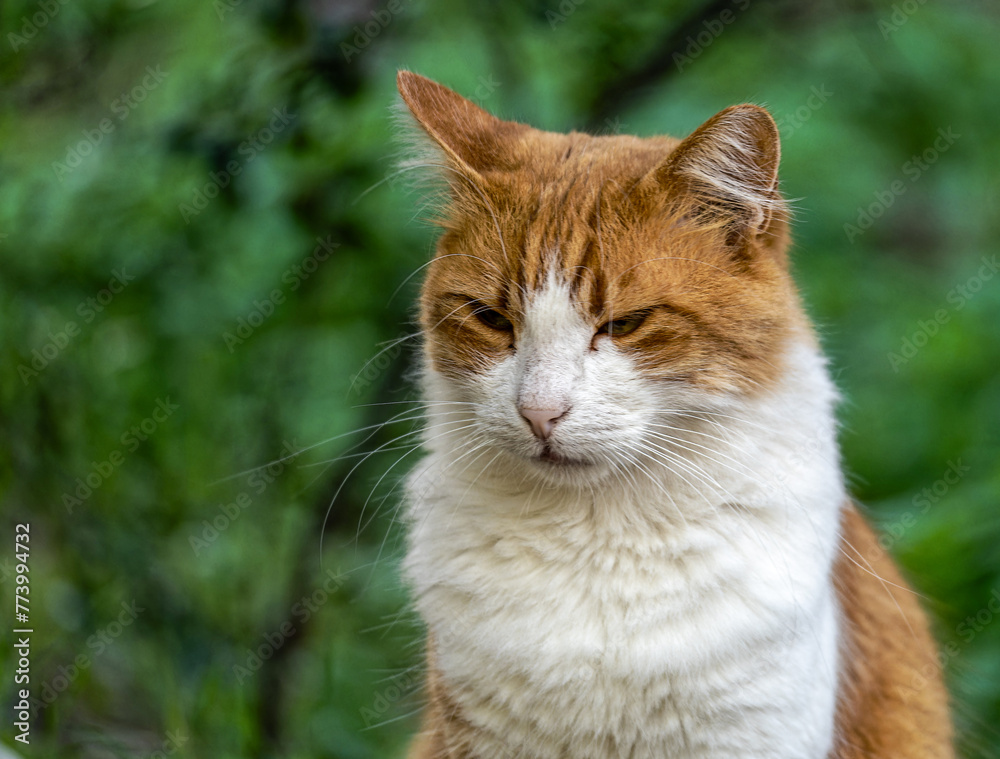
[394, 71, 952, 758]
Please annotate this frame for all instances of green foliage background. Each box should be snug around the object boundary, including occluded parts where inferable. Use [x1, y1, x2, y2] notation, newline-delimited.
[1, 0, 998, 756]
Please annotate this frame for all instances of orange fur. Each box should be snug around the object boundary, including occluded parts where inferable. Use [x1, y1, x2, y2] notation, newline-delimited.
[833, 505, 953, 758]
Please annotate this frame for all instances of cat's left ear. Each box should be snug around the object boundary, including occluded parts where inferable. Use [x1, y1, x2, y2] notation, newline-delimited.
[396, 71, 527, 186]
[650, 104, 784, 245]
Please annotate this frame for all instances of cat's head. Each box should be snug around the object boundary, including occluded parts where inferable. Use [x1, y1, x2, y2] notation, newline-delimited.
[397, 71, 809, 488]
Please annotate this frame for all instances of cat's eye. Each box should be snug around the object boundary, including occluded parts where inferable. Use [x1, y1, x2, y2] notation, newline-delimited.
[474, 305, 513, 331]
[598, 314, 646, 337]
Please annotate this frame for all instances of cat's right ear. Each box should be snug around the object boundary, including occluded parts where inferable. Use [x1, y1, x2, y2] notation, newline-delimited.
[649, 104, 785, 247]
[395, 71, 526, 188]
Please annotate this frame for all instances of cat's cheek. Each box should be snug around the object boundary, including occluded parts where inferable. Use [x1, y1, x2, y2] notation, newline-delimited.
[433, 353, 523, 430]
[476, 356, 521, 406]
[569, 347, 658, 441]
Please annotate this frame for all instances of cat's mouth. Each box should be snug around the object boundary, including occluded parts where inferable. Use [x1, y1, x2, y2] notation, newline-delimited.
[536, 446, 588, 467]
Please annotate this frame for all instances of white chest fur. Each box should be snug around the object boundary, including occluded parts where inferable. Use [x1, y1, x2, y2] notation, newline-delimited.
[404, 341, 846, 759]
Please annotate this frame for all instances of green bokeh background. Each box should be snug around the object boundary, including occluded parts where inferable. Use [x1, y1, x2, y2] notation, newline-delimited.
[1, 0, 998, 757]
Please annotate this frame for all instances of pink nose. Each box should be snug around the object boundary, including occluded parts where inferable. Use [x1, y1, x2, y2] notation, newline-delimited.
[519, 407, 566, 441]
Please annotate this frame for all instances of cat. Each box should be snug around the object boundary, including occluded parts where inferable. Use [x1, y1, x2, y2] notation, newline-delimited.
[393, 70, 953, 759]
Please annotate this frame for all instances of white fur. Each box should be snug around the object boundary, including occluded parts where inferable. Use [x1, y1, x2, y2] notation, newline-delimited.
[404, 271, 845, 758]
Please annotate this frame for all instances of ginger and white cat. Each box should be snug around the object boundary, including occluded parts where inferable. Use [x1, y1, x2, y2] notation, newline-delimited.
[394, 71, 952, 758]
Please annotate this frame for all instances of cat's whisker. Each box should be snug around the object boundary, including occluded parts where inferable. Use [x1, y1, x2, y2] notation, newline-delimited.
[429, 299, 483, 333]
[625, 438, 818, 643]
[657, 407, 791, 440]
[347, 331, 424, 395]
[631, 437, 726, 495]
[442, 447, 505, 534]
[209, 405, 456, 486]
[838, 537, 925, 604]
[352, 399, 486, 410]
[298, 443, 420, 469]
[351, 424, 495, 585]
[633, 437, 780, 554]
[356, 437, 448, 544]
[389, 252, 507, 306]
[377, 428, 492, 519]
[302, 410, 482, 470]
[836, 538, 923, 644]
[401, 434, 497, 542]
[359, 703, 427, 732]
[302, 410, 480, 463]
[626, 440, 723, 511]
[643, 428, 771, 486]
[366, 435, 495, 587]
[646, 418, 746, 446]
[642, 427, 838, 554]
[318, 415, 480, 561]
[614, 445, 691, 530]
[517, 476, 545, 520]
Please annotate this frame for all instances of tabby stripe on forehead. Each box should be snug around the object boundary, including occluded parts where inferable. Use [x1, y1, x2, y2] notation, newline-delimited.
[572, 240, 607, 315]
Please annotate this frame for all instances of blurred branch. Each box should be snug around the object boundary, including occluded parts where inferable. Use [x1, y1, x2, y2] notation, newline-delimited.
[584, 0, 752, 131]
[256, 356, 413, 751]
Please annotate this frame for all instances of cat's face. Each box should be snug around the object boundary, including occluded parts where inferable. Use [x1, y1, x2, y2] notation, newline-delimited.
[398, 72, 805, 487]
